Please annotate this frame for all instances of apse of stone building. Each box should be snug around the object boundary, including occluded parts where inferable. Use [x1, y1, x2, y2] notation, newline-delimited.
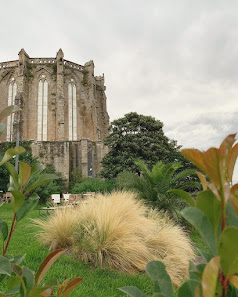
[0, 49, 110, 179]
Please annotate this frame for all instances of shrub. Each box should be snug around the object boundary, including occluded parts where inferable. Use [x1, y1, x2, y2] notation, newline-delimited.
[35, 165, 67, 204]
[71, 178, 116, 194]
[34, 191, 195, 286]
[119, 134, 238, 297]
[117, 160, 200, 222]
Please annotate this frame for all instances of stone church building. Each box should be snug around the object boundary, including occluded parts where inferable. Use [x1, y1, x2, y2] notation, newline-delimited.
[0, 49, 110, 179]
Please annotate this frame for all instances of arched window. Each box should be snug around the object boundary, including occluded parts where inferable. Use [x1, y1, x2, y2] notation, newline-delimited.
[68, 79, 77, 140]
[37, 74, 48, 141]
[6, 78, 17, 141]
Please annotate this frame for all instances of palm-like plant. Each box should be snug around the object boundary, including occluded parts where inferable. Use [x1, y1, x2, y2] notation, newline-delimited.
[117, 160, 200, 218]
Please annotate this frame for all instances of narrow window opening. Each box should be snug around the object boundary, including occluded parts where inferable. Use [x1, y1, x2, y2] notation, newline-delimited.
[6, 78, 17, 141]
[68, 79, 77, 140]
[37, 74, 48, 141]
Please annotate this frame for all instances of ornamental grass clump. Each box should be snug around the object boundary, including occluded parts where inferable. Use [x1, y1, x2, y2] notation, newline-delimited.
[34, 191, 195, 286]
[34, 206, 78, 250]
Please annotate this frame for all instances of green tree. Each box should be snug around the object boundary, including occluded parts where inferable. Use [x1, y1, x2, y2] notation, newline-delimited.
[118, 160, 200, 219]
[100, 112, 192, 179]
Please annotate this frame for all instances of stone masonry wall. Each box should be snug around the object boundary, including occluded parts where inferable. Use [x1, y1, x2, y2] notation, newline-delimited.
[0, 49, 110, 178]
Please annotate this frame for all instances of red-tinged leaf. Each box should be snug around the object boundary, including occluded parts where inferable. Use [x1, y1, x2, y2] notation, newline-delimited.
[203, 148, 222, 188]
[230, 184, 238, 215]
[202, 256, 220, 297]
[182, 149, 207, 175]
[228, 143, 238, 183]
[62, 278, 83, 297]
[40, 288, 53, 296]
[196, 171, 208, 190]
[0, 147, 25, 166]
[195, 285, 201, 297]
[229, 275, 238, 289]
[35, 249, 66, 286]
[0, 105, 21, 121]
[57, 279, 69, 296]
[219, 134, 236, 153]
[19, 162, 31, 186]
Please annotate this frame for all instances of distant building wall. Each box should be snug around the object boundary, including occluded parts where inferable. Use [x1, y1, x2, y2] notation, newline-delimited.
[0, 49, 110, 178]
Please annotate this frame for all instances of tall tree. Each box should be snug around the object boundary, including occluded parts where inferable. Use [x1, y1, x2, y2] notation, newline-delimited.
[100, 112, 192, 178]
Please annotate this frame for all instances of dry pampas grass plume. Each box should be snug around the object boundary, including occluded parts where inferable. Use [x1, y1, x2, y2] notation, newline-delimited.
[34, 191, 195, 286]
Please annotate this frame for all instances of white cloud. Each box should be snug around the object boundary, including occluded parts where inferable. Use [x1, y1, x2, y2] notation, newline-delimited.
[1, 0, 238, 155]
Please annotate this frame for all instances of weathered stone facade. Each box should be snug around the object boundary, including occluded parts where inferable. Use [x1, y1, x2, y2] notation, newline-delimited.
[0, 49, 109, 179]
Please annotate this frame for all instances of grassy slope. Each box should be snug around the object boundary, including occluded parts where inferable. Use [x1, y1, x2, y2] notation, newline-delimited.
[0, 204, 153, 297]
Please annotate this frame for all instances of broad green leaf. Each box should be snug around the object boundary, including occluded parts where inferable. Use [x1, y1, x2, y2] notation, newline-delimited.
[230, 184, 238, 215]
[28, 163, 44, 182]
[196, 171, 208, 190]
[62, 277, 83, 297]
[35, 249, 66, 286]
[6, 276, 21, 295]
[119, 286, 147, 297]
[13, 254, 26, 265]
[152, 294, 168, 297]
[19, 162, 31, 187]
[5, 255, 14, 262]
[226, 202, 238, 227]
[0, 256, 11, 276]
[178, 279, 200, 297]
[181, 207, 217, 255]
[16, 194, 39, 222]
[0, 147, 25, 166]
[202, 256, 220, 297]
[11, 264, 23, 276]
[169, 189, 195, 207]
[0, 218, 8, 241]
[22, 266, 35, 294]
[10, 191, 25, 213]
[218, 227, 238, 276]
[0, 123, 5, 137]
[0, 293, 7, 297]
[28, 287, 51, 297]
[24, 174, 59, 195]
[4, 163, 19, 189]
[196, 190, 221, 238]
[0, 105, 21, 121]
[230, 275, 238, 289]
[146, 261, 173, 297]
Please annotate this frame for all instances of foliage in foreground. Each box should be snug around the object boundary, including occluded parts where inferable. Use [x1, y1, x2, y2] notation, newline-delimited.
[100, 112, 194, 179]
[117, 159, 200, 221]
[0, 106, 81, 296]
[120, 134, 238, 297]
[34, 191, 195, 287]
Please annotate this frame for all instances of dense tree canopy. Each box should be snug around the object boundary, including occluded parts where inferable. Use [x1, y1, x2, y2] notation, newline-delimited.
[100, 112, 193, 179]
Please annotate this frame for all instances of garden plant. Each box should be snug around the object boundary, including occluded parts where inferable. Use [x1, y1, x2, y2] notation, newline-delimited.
[120, 134, 238, 297]
[0, 106, 82, 296]
[117, 159, 200, 221]
[34, 191, 195, 287]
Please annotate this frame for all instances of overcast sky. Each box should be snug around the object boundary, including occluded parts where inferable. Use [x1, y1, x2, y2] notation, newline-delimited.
[1, 0, 238, 167]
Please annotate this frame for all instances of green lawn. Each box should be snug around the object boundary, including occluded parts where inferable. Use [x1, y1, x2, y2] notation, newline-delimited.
[0, 204, 205, 297]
